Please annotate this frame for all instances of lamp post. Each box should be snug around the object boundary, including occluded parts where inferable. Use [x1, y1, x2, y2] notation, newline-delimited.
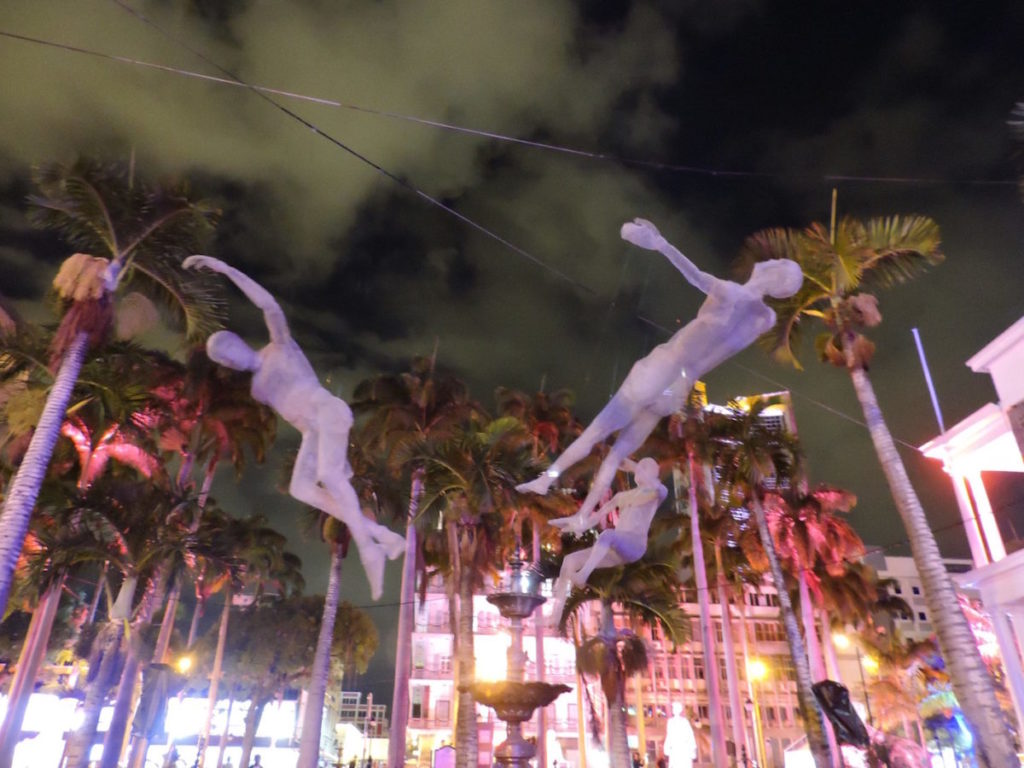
[742, 699, 754, 768]
[832, 633, 875, 728]
[746, 659, 768, 768]
[858, 653, 877, 728]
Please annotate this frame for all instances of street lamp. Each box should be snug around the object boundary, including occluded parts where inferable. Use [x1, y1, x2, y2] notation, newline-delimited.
[745, 659, 768, 768]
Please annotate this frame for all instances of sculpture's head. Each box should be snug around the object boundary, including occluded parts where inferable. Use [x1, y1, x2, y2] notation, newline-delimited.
[748, 258, 804, 299]
[207, 330, 259, 372]
[634, 457, 660, 485]
[671, 701, 684, 717]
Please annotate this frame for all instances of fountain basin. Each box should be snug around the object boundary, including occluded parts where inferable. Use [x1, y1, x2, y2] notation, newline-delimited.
[465, 681, 571, 724]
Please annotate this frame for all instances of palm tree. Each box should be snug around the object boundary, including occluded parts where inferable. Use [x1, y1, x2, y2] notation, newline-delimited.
[642, 404, 735, 766]
[414, 412, 545, 768]
[741, 213, 1017, 766]
[351, 357, 477, 768]
[186, 596, 312, 768]
[0, 159, 224, 618]
[296, 516, 350, 768]
[189, 514, 301, 768]
[0, 341, 167, 766]
[768, 485, 864, 683]
[707, 403, 834, 768]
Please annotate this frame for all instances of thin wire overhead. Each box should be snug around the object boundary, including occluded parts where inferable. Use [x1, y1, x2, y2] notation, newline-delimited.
[0, 10, 974, 456]
[0, 26, 1017, 189]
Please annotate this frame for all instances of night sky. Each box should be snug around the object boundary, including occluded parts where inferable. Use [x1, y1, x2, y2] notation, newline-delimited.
[1, 1, 1022, 702]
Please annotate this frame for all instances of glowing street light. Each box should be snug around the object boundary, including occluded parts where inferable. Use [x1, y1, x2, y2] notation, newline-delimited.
[746, 658, 768, 682]
[176, 656, 193, 675]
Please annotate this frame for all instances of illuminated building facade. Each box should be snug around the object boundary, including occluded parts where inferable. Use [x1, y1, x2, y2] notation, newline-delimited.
[403, 390, 808, 767]
[920, 315, 1024, 736]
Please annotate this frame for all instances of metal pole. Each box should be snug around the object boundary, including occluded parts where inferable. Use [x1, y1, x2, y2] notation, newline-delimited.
[856, 648, 873, 727]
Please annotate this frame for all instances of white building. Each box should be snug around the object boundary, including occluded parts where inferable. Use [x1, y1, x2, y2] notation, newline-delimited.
[919, 316, 1024, 733]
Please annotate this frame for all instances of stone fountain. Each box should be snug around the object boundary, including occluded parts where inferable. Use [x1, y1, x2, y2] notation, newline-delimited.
[466, 556, 570, 767]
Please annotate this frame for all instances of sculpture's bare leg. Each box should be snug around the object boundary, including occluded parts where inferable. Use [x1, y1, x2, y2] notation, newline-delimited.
[290, 428, 394, 599]
[516, 393, 636, 495]
[572, 533, 628, 587]
[572, 408, 661, 520]
[308, 397, 405, 554]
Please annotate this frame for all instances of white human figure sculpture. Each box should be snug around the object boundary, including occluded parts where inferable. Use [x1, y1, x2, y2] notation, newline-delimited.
[663, 702, 697, 768]
[183, 255, 406, 600]
[547, 457, 667, 624]
[517, 218, 803, 520]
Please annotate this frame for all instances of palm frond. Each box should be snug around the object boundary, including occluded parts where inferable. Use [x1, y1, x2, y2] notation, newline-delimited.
[860, 216, 944, 289]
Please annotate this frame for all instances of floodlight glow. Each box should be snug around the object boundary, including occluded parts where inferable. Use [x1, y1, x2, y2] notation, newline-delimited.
[746, 659, 768, 681]
[831, 633, 851, 650]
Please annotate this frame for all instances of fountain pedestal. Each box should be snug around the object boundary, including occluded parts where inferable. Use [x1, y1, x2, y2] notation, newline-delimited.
[467, 557, 569, 767]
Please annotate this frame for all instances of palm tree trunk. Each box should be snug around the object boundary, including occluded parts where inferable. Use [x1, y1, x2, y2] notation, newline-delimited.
[297, 541, 344, 768]
[634, 673, 647, 764]
[453, 537, 478, 768]
[0, 331, 89, 617]
[389, 469, 422, 768]
[154, 573, 181, 664]
[198, 586, 232, 768]
[847, 365, 1018, 767]
[65, 572, 139, 768]
[798, 572, 827, 681]
[738, 601, 755, 764]
[714, 547, 746, 765]
[751, 495, 831, 768]
[820, 610, 840, 681]
[65, 623, 125, 768]
[798, 571, 841, 768]
[600, 601, 630, 767]
[532, 519, 548, 768]
[102, 567, 170, 768]
[124, 571, 182, 768]
[215, 695, 234, 768]
[573, 618, 589, 768]
[187, 589, 204, 649]
[680, 459, 727, 767]
[0, 580, 63, 765]
[238, 697, 267, 768]
[87, 561, 109, 624]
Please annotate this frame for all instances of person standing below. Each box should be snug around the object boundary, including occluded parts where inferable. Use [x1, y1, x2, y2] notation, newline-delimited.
[249, 755, 262, 768]
[663, 703, 697, 768]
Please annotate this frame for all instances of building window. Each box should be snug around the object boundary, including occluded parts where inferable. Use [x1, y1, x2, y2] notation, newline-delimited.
[918, 611, 927, 621]
[765, 706, 776, 724]
[893, 585, 902, 595]
[912, 586, 921, 595]
[698, 705, 709, 721]
[436, 699, 450, 722]
[694, 657, 705, 680]
[411, 687, 424, 719]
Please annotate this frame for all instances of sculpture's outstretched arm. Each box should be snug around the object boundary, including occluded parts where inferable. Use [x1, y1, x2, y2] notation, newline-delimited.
[621, 218, 717, 294]
[184, 255, 291, 344]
